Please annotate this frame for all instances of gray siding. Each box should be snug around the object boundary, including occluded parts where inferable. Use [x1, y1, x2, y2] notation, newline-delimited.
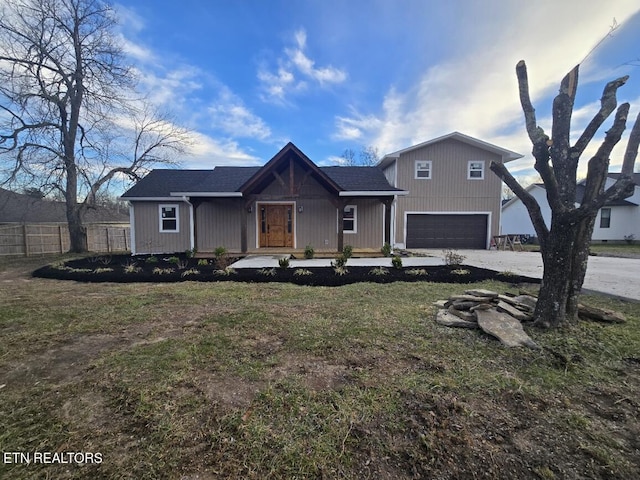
[196, 199, 244, 251]
[394, 138, 503, 246]
[132, 201, 191, 254]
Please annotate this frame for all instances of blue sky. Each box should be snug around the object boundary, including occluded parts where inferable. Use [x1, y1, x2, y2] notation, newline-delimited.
[116, 0, 640, 184]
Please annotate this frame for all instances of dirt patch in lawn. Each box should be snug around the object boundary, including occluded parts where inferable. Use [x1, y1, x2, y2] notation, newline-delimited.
[32, 254, 541, 286]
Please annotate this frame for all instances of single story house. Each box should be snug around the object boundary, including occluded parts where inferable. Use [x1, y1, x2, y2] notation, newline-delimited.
[501, 173, 640, 242]
[122, 134, 522, 255]
[122, 142, 407, 255]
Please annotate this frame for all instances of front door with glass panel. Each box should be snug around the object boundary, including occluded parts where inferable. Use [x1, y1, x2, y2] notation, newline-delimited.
[259, 204, 294, 247]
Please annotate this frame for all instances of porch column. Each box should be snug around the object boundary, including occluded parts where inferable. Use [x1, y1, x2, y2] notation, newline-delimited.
[240, 203, 248, 253]
[383, 198, 393, 245]
[336, 198, 348, 252]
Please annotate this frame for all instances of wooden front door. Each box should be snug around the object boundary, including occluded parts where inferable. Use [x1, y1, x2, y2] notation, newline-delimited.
[259, 204, 294, 247]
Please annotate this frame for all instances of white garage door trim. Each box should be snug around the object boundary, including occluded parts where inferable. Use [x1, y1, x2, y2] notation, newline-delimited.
[403, 211, 492, 249]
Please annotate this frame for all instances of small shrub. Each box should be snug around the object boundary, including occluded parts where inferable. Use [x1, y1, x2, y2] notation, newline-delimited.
[304, 244, 315, 259]
[406, 268, 428, 276]
[153, 267, 174, 275]
[443, 249, 466, 266]
[293, 268, 313, 276]
[214, 246, 230, 269]
[381, 242, 392, 257]
[369, 266, 389, 276]
[99, 256, 112, 265]
[123, 263, 142, 274]
[181, 268, 200, 277]
[258, 267, 277, 276]
[146, 256, 158, 264]
[197, 259, 209, 266]
[331, 254, 348, 268]
[391, 255, 403, 269]
[278, 257, 290, 269]
[214, 266, 236, 276]
[185, 248, 197, 258]
[92, 267, 114, 274]
[342, 244, 353, 259]
[333, 265, 349, 276]
[451, 268, 471, 275]
[167, 256, 180, 264]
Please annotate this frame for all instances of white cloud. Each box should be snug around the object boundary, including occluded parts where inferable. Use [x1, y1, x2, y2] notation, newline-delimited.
[186, 132, 262, 167]
[259, 28, 347, 103]
[208, 87, 272, 140]
[334, 0, 640, 180]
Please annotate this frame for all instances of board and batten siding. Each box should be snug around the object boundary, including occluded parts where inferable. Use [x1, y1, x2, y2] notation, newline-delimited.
[196, 199, 244, 251]
[132, 201, 192, 254]
[393, 139, 503, 246]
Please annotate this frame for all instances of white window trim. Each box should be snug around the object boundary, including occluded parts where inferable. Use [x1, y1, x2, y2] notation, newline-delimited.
[467, 161, 485, 180]
[599, 207, 611, 229]
[159, 204, 180, 233]
[415, 160, 432, 179]
[339, 205, 357, 234]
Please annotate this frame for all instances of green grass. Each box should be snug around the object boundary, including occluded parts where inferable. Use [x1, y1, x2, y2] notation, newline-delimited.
[0, 258, 639, 479]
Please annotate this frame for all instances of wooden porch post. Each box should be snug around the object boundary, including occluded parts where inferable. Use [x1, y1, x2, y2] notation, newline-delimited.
[336, 198, 348, 252]
[240, 204, 248, 253]
[383, 198, 393, 245]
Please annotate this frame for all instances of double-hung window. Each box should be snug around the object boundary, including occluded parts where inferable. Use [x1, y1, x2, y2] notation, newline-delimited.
[159, 204, 179, 232]
[415, 161, 432, 179]
[342, 205, 357, 233]
[599, 208, 611, 228]
[468, 161, 485, 179]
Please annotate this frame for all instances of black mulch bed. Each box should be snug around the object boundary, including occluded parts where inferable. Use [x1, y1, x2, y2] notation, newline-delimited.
[32, 254, 541, 287]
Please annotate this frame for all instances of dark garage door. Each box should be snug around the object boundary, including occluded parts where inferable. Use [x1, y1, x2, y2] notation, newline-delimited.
[406, 214, 488, 249]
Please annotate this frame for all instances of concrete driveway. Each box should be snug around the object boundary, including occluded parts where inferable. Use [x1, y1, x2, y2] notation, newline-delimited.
[232, 250, 640, 301]
[413, 249, 640, 302]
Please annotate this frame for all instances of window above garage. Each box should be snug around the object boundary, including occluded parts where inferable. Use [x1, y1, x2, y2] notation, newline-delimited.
[415, 160, 432, 179]
[468, 161, 485, 180]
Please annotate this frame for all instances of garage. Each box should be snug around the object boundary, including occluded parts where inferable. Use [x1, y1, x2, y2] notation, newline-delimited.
[406, 213, 488, 249]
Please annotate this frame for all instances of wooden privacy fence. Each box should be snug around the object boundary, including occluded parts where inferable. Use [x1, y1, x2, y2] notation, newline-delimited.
[0, 224, 130, 256]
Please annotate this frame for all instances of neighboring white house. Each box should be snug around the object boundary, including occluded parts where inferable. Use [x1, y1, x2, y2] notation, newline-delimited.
[501, 173, 640, 242]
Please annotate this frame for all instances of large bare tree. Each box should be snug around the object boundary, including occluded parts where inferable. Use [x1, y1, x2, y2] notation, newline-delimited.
[0, 0, 189, 252]
[491, 61, 639, 328]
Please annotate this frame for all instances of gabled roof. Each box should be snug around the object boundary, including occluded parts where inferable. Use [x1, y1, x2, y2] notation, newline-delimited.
[607, 172, 640, 186]
[378, 131, 523, 169]
[122, 142, 407, 200]
[0, 188, 129, 223]
[239, 142, 342, 195]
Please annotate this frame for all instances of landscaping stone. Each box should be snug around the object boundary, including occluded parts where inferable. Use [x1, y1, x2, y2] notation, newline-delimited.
[447, 306, 477, 322]
[475, 309, 539, 349]
[436, 309, 478, 329]
[496, 300, 533, 322]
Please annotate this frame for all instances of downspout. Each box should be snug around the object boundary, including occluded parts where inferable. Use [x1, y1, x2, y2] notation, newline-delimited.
[128, 202, 136, 255]
[182, 196, 195, 251]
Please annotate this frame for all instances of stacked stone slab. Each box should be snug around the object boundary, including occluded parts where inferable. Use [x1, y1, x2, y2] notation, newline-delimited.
[434, 289, 539, 349]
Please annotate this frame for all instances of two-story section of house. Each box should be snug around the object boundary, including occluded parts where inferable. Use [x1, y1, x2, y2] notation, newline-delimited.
[379, 132, 522, 249]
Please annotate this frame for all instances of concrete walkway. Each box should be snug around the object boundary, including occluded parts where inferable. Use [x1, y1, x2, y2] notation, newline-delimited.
[231, 250, 640, 301]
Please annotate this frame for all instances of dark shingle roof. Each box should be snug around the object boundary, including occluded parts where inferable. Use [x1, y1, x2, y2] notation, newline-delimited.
[322, 167, 401, 192]
[122, 165, 403, 199]
[121, 170, 214, 198]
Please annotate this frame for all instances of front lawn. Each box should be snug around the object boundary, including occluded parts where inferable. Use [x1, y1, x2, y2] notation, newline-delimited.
[0, 258, 638, 479]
